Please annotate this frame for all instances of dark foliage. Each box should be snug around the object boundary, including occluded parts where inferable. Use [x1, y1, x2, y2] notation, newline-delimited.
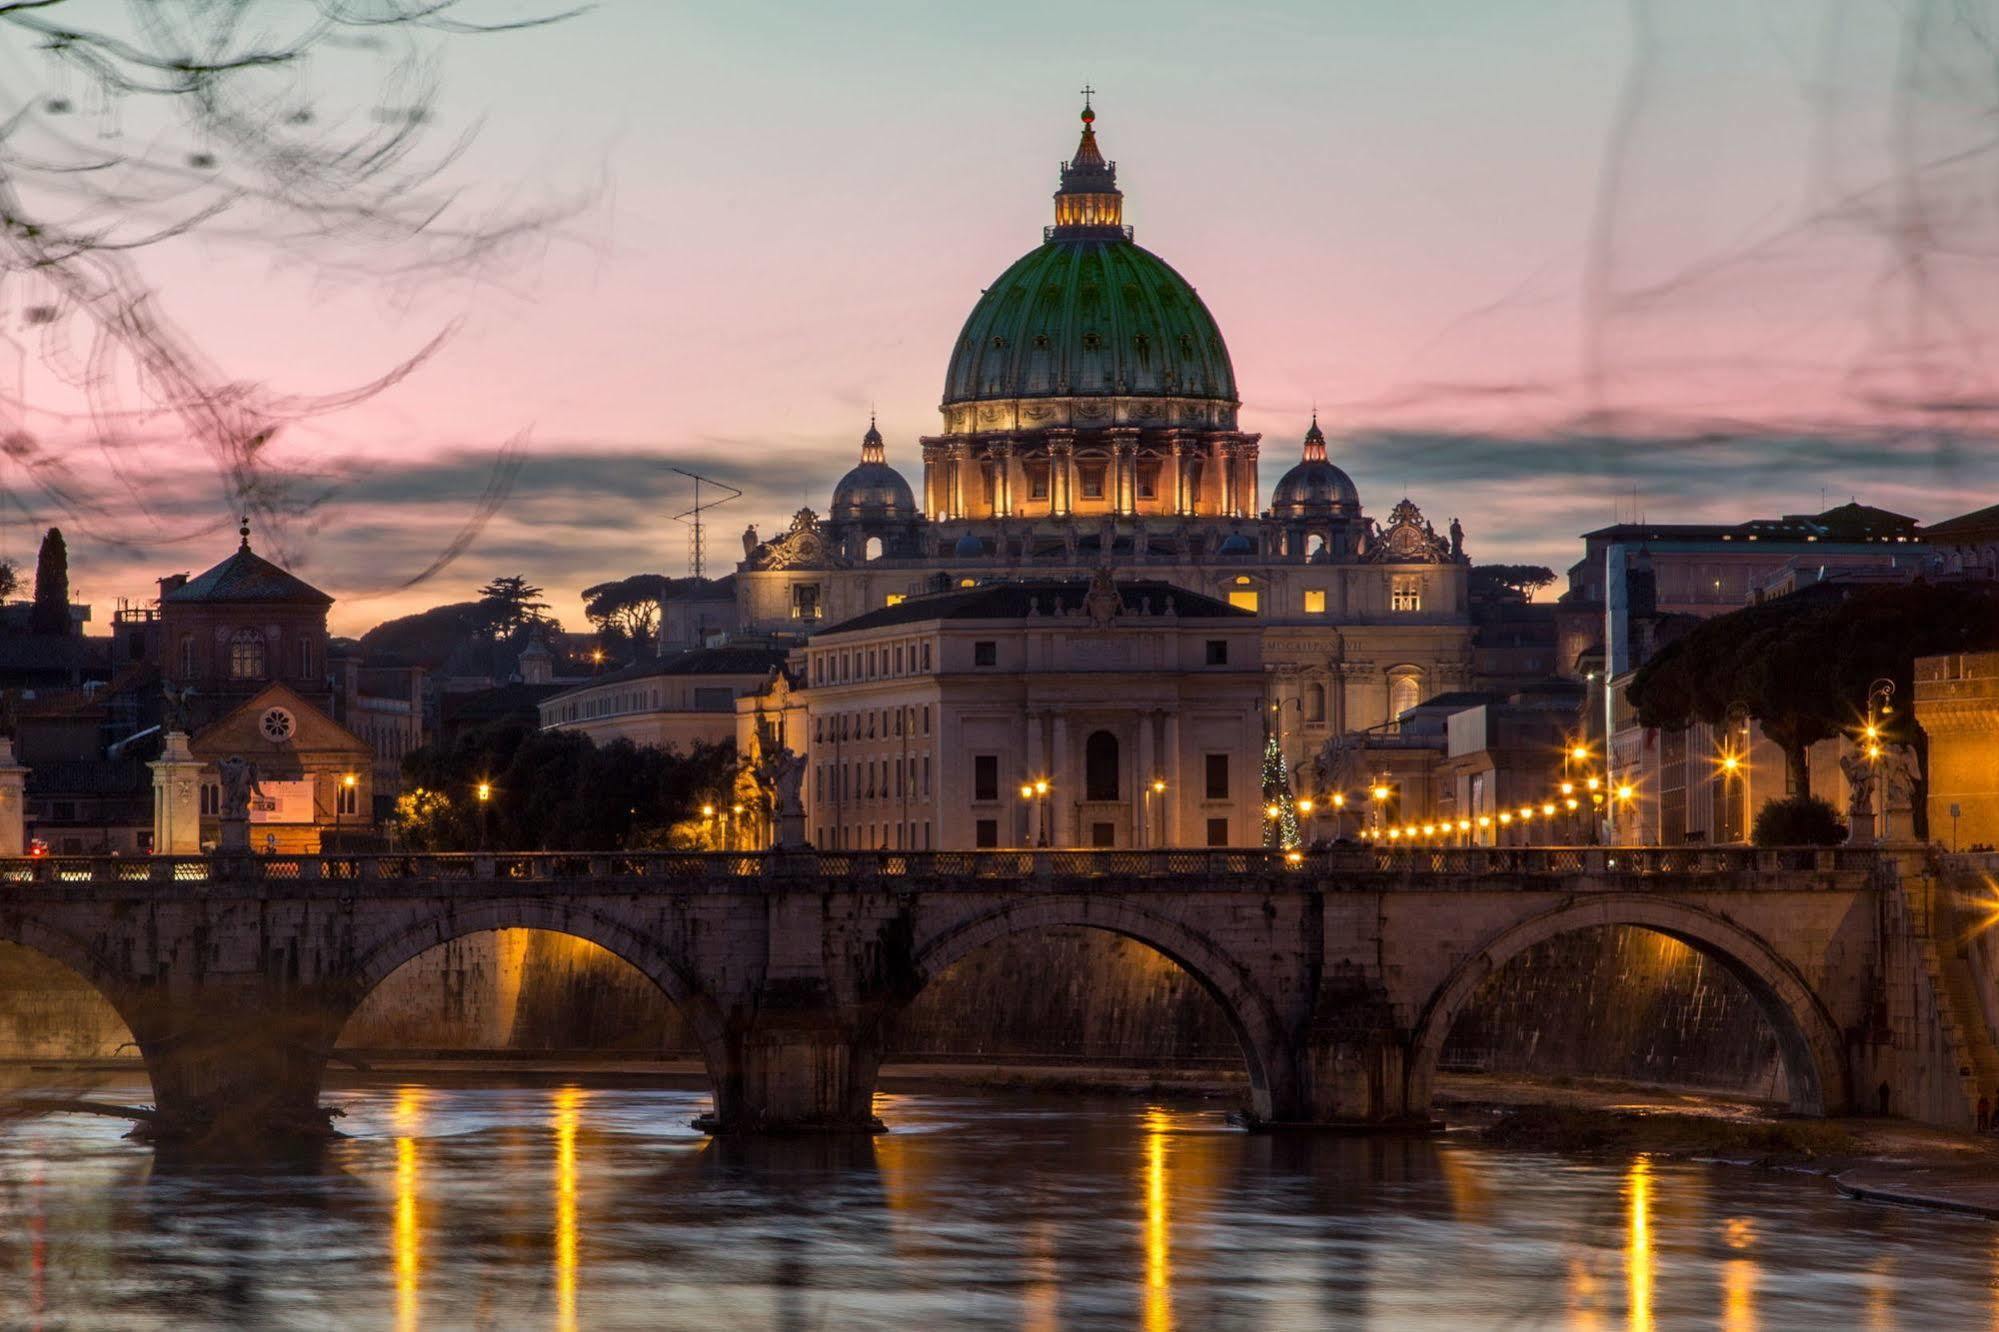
[1630, 580, 1999, 801]
[356, 602, 487, 670]
[397, 721, 736, 852]
[29, 528, 68, 636]
[1751, 794, 1848, 847]
[1470, 563, 1557, 602]
[583, 574, 673, 650]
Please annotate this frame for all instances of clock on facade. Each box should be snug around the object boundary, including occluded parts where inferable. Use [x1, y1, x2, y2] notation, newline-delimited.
[259, 707, 297, 742]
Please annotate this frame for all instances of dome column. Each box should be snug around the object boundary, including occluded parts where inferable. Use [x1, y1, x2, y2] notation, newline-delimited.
[994, 438, 1017, 518]
[948, 442, 972, 519]
[1047, 430, 1077, 517]
[1164, 432, 1192, 515]
[1108, 427, 1140, 516]
[921, 442, 946, 520]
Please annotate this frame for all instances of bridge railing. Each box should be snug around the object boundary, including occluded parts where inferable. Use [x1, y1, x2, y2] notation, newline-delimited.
[0, 844, 1888, 886]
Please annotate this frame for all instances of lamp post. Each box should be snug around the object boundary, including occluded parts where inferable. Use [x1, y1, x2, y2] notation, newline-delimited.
[701, 802, 715, 850]
[1863, 678, 1895, 843]
[1032, 778, 1051, 847]
[729, 803, 744, 852]
[475, 781, 491, 851]
[1144, 777, 1168, 848]
[336, 771, 356, 850]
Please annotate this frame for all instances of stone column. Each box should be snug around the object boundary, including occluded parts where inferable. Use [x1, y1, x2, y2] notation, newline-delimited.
[1108, 428, 1140, 515]
[1136, 712, 1156, 847]
[949, 444, 971, 519]
[149, 731, 204, 855]
[1163, 710, 1182, 846]
[1051, 711, 1075, 847]
[995, 439, 1017, 518]
[0, 737, 25, 856]
[1047, 431, 1076, 517]
[921, 443, 945, 519]
[1025, 709, 1046, 844]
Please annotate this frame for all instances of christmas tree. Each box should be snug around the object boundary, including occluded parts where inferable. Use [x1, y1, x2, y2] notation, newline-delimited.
[1260, 732, 1301, 849]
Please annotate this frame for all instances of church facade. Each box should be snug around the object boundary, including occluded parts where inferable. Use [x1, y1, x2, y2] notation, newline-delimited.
[721, 100, 1474, 801]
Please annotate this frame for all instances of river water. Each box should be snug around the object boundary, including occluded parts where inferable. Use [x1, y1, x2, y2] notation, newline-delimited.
[2, 1078, 1996, 1329]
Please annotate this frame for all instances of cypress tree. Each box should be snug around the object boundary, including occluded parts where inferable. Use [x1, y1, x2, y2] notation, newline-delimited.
[29, 527, 68, 636]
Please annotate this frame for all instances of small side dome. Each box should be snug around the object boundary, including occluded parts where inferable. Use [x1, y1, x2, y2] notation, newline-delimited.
[953, 532, 985, 558]
[1218, 532, 1254, 555]
[1269, 412, 1361, 518]
[831, 414, 917, 521]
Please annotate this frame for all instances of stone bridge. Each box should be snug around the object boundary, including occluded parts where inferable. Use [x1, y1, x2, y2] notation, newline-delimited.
[0, 845, 1989, 1145]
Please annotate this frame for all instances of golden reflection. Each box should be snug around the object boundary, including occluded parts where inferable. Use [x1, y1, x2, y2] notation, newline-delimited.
[1865, 1254, 1895, 1331]
[392, 1086, 425, 1332]
[1142, 1106, 1172, 1332]
[1567, 1255, 1604, 1331]
[1022, 1217, 1060, 1332]
[1722, 1257, 1757, 1332]
[1626, 1157, 1653, 1332]
[554, 1086, 583, 1332]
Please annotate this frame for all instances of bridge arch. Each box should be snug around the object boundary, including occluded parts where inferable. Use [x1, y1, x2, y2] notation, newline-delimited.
[344, 900, 728, 1081]
[902, 894, 1293, 1120]
[0, 911, 156, 1094]
[1407, 894, 1848, 1117]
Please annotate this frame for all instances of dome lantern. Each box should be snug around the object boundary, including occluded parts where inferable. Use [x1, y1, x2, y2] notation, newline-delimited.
[1053, 89, 1124, 237]
[1268, 414, 1361, 518]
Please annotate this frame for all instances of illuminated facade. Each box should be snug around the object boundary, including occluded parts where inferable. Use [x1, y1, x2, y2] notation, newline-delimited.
[721, 100, 1475, 808]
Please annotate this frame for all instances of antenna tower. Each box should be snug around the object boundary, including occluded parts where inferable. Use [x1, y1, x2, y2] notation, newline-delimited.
[670, 468, 743, 579]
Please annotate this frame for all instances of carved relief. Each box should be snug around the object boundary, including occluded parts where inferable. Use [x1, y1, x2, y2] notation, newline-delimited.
[747, 508, 851, 572]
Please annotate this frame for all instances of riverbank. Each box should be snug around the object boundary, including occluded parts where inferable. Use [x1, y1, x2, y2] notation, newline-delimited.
[1439, 1072, 1999, 1220]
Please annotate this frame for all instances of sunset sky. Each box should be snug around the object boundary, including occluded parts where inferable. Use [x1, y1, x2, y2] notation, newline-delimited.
[5, 0, 1998, 635]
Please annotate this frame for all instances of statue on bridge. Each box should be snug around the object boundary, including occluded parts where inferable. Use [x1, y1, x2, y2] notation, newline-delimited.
[217, 756, 263, 853]
[1839, 747, 1877, 845]
[753, 738, 809, 849]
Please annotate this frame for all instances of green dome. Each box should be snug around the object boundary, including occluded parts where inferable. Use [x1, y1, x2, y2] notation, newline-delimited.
[942, 236, 1238, 408]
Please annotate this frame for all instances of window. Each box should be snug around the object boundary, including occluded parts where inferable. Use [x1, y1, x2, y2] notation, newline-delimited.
[1306, 683, 1326, 723]
[1091, 822, 1116, 847]
[885, 593, 906, 608]
[1303, 589, 1327, 615]
[1227, 590, 1260, 613]
[1389, 671, 1422, 720]
[1029, 464, 1049, 499]
[1085, 730, 1120, 801]
[297, 637, 312, 678]
[974, 640, 998, 667]
[1205, 640, 1229, 666]
[1205, 754, 1229, 800]
[793, 583, 822, 621]
[974, 754, 1000, 802]
[1206, 817, 1230, 848]
[337, 781, 360, 816]
[178, 635, 196, 678]
[1080, 464, 1105, 499]
[692, 687, 734, 711]
[1392, 576, 1422, 612]
[227, 628, 266, 680]
[975, 819, 999, 848]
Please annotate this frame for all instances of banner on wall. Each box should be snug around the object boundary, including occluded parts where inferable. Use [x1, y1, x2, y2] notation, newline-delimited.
[249, 779, 315, 824]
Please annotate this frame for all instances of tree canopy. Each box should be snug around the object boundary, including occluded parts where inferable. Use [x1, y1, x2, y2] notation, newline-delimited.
[1629, 580, 1999, 797]
[356, 602, 488, 671]
[583, 574, 673, 650]
[29, 528, 68, 636]
[1470, 564, 1558, 602]
[395, 722, 736, 852]
[476, 576, 554, 641]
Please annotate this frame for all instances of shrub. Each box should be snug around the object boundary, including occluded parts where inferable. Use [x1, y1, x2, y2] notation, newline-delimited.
[1751, 794, 1847, 847]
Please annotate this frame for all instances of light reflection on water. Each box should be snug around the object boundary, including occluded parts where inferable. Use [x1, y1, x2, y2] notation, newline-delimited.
[1, 1078, 1997, 1328]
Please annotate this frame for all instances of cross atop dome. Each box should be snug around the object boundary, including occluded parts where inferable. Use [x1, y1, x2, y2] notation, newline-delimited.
[1302, 411, 1327, 463]
[861, 411, 885, 464]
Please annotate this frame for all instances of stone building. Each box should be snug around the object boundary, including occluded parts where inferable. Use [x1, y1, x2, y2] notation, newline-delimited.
[740, 574, 1266, 850]
[1916, 652, 1999, 851]
[540, 646, 787, 751]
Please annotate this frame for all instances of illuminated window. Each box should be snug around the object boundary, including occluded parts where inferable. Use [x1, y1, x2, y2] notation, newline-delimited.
[1389, 670, 1422, 719]
[959, 578, 976, 588]
[227, 628, 266, 680]
[1228, 590, 1260, 613]
[1391, 576, 1422, 612]
[1303, 589, 1327, 614]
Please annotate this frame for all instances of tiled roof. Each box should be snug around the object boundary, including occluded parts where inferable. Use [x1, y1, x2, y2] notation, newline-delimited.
[544, 647, 788, 704]
[163, 543, 332, 606]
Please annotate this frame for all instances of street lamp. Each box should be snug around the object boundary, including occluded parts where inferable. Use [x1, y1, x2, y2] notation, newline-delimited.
[1145, 777, 1168, 848]
[336, 771, 356, 848]
[475, 780, 491, 851]
[1031, 778, 1051, 847]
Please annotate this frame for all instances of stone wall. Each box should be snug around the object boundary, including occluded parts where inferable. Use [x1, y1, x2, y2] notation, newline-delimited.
[0, 941, 130, 1058]
[1439, 925, 1787, 1097]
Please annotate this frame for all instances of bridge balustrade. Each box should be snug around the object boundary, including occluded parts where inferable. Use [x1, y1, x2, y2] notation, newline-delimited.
[0, 844, 1892, 888]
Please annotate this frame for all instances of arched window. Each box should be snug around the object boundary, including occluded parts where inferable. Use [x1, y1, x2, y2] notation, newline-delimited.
[1388, 669, 1422, 722]
[228, 628, 266, 680]
[1305, 683, 1326, 723]
[865, 535, 884, 562]
[178, 635, 196, 679]
[1085, 730, 1120, 802]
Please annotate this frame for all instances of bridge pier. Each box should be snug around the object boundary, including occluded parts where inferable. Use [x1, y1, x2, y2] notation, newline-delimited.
[1289, 978, 1426, 1128]
[698, 997, 885, 1135]
[126, 990, 345, 1149]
